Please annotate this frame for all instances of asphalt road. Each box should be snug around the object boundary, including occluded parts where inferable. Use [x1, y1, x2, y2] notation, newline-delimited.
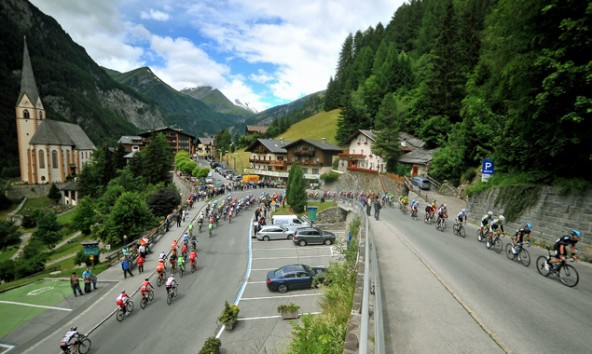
[374, 204, 592, 354]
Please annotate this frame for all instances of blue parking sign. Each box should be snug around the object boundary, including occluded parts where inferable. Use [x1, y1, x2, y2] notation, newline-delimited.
[482, 158, 494, 175]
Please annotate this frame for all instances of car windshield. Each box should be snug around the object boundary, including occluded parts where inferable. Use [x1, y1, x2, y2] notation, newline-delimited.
[302, 264, 312, 273]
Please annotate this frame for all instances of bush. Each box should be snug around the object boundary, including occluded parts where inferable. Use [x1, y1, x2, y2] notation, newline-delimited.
[218, 301, 239, 325]
[321, 171, 340, 183]
[198, 337, 221, 354]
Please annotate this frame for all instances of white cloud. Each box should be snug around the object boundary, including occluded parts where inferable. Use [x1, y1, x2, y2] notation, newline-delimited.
[140, 9, 170, 21]
[29, 0, 404, 111]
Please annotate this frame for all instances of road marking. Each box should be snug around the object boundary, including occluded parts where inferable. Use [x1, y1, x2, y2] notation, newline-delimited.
[0, 300, 72, 312]
[241, 293, 322, 301]
[247, 281, 267, 284]
[253, 246, 332, 251]
[27, 286, 54, 296]
[0, 343, 15, 353]
[239, 312, 321, 321]
[252, 255, 336, 260]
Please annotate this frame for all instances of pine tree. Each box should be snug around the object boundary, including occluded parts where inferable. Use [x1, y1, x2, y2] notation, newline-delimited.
[288, 165, 307, 213]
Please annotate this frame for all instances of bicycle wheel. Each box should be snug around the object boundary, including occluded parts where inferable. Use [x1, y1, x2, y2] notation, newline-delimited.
[519, 248, 531, 267]
[77, 338, 91, 354]
[148, 289, 154, 301]
[180, 267, 184, 278]
[493, 237, 503, 253]
[559, 264, 579, 287]
[458, 225, 465, 238]
[116, 309, 125, 322]
[156, 276, 162, 287]
[126, 300, 134, 313]
[505, 243, 516, 260]
[477, 230, 484, 242]
[536, 256, 551, 276]
[140, 297, 147, 309]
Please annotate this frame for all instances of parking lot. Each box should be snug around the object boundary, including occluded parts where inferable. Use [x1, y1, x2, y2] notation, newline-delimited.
[219, 228, 345, 353]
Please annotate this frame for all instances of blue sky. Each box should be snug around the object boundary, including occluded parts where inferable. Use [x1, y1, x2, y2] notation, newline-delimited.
[30, 0, 405, 111]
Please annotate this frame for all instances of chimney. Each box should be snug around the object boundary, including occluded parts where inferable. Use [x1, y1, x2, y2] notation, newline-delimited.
[280, 138, 285, 145]
[322, 138, 327, 144]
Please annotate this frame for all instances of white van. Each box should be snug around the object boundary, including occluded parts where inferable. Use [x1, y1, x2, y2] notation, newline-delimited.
[271, 215, 311, 230]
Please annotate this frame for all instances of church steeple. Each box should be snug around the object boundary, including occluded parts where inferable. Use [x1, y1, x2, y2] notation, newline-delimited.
[18, 36, 41, 106]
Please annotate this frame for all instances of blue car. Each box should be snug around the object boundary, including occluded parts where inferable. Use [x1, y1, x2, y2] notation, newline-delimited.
[266, 264, 327, 293]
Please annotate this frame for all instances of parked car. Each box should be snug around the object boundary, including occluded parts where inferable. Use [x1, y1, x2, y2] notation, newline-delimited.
[411, 176, 431, 190]
[292, 227, 336, 246]
[256, 225, 295, 241]
[266, 264, 327, 293]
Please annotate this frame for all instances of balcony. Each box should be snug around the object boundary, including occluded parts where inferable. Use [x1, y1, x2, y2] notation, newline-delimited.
[300, 159, 321, 166]
[294, 149, 315, 156]
[268, 159, 286, 167]
[338, 150, 365, 160]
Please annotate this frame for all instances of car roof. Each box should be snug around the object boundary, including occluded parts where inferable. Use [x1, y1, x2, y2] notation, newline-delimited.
[260, 225, 287, 230]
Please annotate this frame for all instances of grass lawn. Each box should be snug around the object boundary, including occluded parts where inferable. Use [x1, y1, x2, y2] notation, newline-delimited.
[47, 234, 84, 263]
[276, 109, 340, 144]
[272, 200, 337, 218]
[0, 279, 73, 338]
[0, 246, 19, 262]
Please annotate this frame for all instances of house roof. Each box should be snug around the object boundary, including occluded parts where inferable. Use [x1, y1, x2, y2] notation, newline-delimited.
[344, 129, 377, 144]
[246, 125, 268, 134]
[138, 127, 197, 139]
[18, 37, 40, 106]
[117, 136, 144, 145]
[245, 138, 291, 154]
[283, 139, 342, 152]
[123, 151, 140, 159]
[399, 132, 426, 150]
[198, 137, 214, 145]
[398, 148, 437, 165]
[59, 181, 80, 191]
[29, 120, 95, 149]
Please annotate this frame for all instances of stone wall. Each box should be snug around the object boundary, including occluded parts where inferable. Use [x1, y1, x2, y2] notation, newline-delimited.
[467, 186, 592, 259]
[5, 183, 56, 200]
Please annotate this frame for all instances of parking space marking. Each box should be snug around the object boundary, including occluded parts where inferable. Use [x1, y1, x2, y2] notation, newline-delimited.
[252, 246, 333, 251]
[0, 343, 15, 354]
[0, 300, 72, 312]
[247, 281, 267, 284]
[239, 312, 321, 321]
[241, 293, 322, 301]
[253, 255, 337, 260]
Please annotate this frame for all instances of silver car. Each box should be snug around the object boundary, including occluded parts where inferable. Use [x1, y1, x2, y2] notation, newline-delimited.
[256, 225, 295, 241]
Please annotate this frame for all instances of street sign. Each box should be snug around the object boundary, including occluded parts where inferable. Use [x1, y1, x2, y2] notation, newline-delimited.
[481, 158, 494, 182]
[82, 240, 100, 257]
[307, 206, 318, 222]
[89, 255, 94, 261]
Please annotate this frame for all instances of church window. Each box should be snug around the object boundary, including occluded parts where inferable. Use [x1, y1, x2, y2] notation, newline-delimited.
[24, 110, 30, 119]
[52, 150, 58, 168]
[39, 151, 45, 169]
[39, 111, 43, 120]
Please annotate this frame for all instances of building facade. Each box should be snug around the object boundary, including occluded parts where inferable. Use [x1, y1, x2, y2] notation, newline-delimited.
[138, 127, 196, 155]
[16, 38, 95, 185]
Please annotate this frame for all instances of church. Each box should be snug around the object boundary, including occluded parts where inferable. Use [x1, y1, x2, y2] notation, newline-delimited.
[15, 38, 95, 185]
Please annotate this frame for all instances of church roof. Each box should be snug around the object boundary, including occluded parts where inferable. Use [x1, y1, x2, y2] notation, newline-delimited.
[18, 37, 40, 106]
[29, 120, 95, 149]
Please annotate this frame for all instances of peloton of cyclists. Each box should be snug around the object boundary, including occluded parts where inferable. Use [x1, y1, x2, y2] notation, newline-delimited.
[546, 229, 581, 270]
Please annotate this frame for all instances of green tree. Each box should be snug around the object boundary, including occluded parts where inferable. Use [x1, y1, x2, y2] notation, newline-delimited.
[147, 187, 181, 218]
[288, 165, 307, 213]
[103, 192, 156, 245]
[48, 183, 61, 204]
[373, 94, 404, 171]
[142, 133, 173, 185]
[33, 211, 62, 249]
[72, 196, 97, 235]
[0, 220, 21, 249]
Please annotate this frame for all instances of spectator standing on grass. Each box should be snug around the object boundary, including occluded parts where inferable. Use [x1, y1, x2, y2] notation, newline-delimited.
[82, 268, 92, 294]
[70, 272, 83, 297]
[121, 257, 134, 278]
[136, 254, 145, 273]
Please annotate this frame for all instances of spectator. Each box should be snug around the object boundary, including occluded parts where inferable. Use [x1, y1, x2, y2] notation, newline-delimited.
[121, 257, 134, 278]
[374, 199, 382, 221]
[136, 254, 145, 273]
[138, 243, 146, 258]
[82, 268, 92, 294]
[70, 272, 83, 297]
[176, 212, 182, 227]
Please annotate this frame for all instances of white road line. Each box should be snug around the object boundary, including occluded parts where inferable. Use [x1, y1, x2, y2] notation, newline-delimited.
[239, 312, 321, 321]
[241, 293, 322, 301]
[0, 343, 15, 353]
[0, 300, 72, 312]
[247, 281, 267, 284]
[252, 255, 336, 260]
[252, 246, 332, 251]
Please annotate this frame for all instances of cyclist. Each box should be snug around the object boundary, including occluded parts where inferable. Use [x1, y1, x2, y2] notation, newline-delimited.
[228, 208, 233, 222]
[169, 251, 178, 272]
[456, 209, 467, 225]
[197, 212, 204, 231]
[116, 290, 131, 316]
[437, 204, 448, 224]
[165, 274, 177, 296]
[546, 229, 580, 270]
[140, 278, 154, 300]
[480, 211, 495, 237]
[177, 254, 185, 273]
[183, 232, 189, 245]
[189, 249, 198, 270]
[158, 250, 167, 261]
[512, 223, 532, 254]
[60, 326, 82, 353]
[208, 218, 215, 236]
[487, 215, 505, 247]
[424, 203, 435, 222]
[181, 242, 188, 258]
[156, 259, 166, 280]
[410, 200, 419, 218]
[399, 195, 408, 207]
[188, 222, 194, 237]
[171, 239, 178, 252]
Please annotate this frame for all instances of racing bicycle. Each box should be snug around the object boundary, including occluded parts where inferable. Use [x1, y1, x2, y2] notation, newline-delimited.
[156, 270, 166, 287]
[435, 217, 447, 232]
[536, 246, 579, 287]
[115, 299, 134, 322]
[140, 289, 155, 309]
[61, 334, 91, 354]
[505, 241, 531, 266]
[167, 285, 178, 305]
[485, 231, 504, 253]
[452, 219, 465, 238]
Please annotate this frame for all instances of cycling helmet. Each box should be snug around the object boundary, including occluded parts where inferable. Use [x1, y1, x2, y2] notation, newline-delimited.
[498, 215, 505, 222]
[121, 290, 125, 293]
[411, 200, 416, 204]
[71, 326, 77, 331]
[488, 211, 494, 216]
[443, 204, 447, 207]
[432, 202, 436, 207]
[525, 223, 532, 229]
[571, 229, 581, 238]
[461, 209, 466, 213]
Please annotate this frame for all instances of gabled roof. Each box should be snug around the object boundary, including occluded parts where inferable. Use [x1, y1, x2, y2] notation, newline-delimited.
[399, 132, 426, 150]
[246, 125, 268, 134]
[283, 139, 342, 152]
[198, 137, 214, 145]
[118, 136, 144, 145]
[398, 148, 438, 164]
[344, 129, 377, 144]
[138, 127, 197, 139]
[245, 138, 291, 154]
[59, 181, 80, 191]
[29, 120, 95, 149]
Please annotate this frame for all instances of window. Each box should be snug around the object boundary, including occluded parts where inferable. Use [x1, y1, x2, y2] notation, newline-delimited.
[23, 110, 30, 119]
[39, 111, 43, 120]
[312, 168, 319, 174]
[38, 150, 45, 169]
[52, 150, 58, 168]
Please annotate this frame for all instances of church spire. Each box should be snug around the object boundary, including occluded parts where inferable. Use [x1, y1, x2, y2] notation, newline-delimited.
[18, 36, 40, 106]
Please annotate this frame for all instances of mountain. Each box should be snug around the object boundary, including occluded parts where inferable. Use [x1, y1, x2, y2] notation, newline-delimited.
[247, 90, 325, 126]
[181, 86, 257, 116]
[0, 0, 167, 174]
[106, 67, 246, 136]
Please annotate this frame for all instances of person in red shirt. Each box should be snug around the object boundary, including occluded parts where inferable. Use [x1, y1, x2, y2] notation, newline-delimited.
[135, 255, 145, 273]
[189, 249, 198, 271]
[140, 278, 154, 300]
[181, 243, 188, 258]
[116, 290, 130, 315]
[156, 259, 166, 283]
[171, 239, 178, 252]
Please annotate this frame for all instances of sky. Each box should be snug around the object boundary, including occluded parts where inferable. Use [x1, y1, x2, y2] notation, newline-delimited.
[29, 0, 405, 112]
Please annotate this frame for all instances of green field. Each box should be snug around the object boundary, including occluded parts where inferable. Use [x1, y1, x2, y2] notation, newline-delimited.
[0, 280, 72, 338]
